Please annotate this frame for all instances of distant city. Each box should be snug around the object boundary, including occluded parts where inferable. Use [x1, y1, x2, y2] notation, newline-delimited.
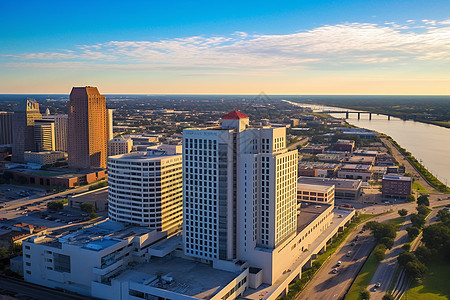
[0, 87, 449, 300]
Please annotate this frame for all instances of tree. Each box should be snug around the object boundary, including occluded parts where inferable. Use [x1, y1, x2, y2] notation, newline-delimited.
[405, 260, 427, 280]
[382, 294, 394, 300]
[414, 246, 432, 263]
[398, 209, 408, 217]
[402, 243, 411, 251]
[422, 224, 450, 250]
[410, 214, 426, 228]
[373, 244, 387, 262]
[437, 209, 450, 225]
[406, 195, 416, 203]
[397, 250, 415, 267]
[366, 221, 397, 242]
[416, 205, 431, 216]
[80, 203, 96, 214]
[417, 195, 430, 206]
[0, 247, 8, 259]
[406, 226, 420, 241]
[47, 201, 63, 211]
[359, 290, 370, 300]
[89, 212, 98, 220]
[380, 237, 395, 249]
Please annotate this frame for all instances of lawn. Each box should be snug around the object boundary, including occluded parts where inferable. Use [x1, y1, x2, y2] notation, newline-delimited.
[345, 249, 380, 300]
[402, 253, 450, 300]
[413, 181, 429, 194]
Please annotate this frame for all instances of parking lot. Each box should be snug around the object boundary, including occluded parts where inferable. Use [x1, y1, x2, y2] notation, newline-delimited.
[0, 184, 47, 204]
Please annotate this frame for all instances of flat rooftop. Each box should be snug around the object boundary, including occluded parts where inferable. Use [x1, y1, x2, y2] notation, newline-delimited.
[71, 188, 108, 201]
[109, 150, 179, 161]
[297, 202, 330, 233]
[383, 175, 412, 181]
[340, 164, 372, 171]
[297, 183, 332, 192]
[116, 256, 239, 299]
[298, 162, 338, 170]
[298, 176, 362, 190]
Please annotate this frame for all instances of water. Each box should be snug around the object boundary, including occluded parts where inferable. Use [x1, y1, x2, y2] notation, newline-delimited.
[286, 101, 450, 186]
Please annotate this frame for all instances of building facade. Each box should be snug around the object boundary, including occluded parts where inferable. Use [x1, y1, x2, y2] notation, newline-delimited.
[34, 119, 55, 151]
[382, 175, 412, 198]
[24, 151, 65, 165]
[43, 114, 68, 152]
[183, 111, 298, 283]
[297, 183, 335, 204]
[108, 148, 183, 234]
[107, 136, 133, 156]
[12, 99, 42, 162]
[107, 109, 114, 141]
[0, 111, 13, 145]
[68, 87, 107, 169]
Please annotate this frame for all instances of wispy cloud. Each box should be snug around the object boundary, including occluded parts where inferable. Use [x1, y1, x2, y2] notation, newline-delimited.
[3, 21, 450, 73]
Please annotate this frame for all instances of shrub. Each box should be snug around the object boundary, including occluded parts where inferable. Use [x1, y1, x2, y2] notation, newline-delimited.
[398, 209, 408, 217]
[359, 290, 371, 300]
[47, 201, 63, 211]
[406, 195, 415, 202]
[417, 195, 430, 206]
[80, 203, 96, 214]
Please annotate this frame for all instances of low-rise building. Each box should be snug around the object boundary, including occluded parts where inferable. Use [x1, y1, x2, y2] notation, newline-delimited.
[382, 175, 412, 199]
[353, 150, 378, 157]
[300, 145, 326, 154]
[338, 164, 372, 181]
[69, 187, 108, 212]
[298, 161, 339, 178]
[333, 139, 355, 152]
[298, 177, 362, 201]
[345, 155, 375, 166]
[23, 151, 66, 165]
[297, 183, 335, 204]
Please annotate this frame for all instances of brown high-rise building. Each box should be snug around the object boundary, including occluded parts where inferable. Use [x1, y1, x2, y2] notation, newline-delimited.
[12, 99, 42, 162]
[68, 86, 107, 169]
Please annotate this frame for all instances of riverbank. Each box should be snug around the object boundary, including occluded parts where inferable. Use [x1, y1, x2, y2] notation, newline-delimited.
[383, 136, 450, 193]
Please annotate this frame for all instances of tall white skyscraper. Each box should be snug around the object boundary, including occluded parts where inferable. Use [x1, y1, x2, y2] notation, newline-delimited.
[183, 111, 298, 268]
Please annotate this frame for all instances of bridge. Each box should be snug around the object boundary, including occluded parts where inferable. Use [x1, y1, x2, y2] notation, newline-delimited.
[321, 110, 391, 120]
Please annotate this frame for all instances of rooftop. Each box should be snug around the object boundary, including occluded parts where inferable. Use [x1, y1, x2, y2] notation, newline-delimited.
[340, 164, 372, 171]
[297, 183, 333, 192]
[298, 176, 362, 190]
[109, 150, 180, 161]
[383, 175, 412, 181]
[115, 256, 239, 299]
[222, 110, 249, 120]
[297, 202, 331, 233]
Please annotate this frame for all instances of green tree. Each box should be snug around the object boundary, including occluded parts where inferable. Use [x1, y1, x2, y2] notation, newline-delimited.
[80, 203, 96, 214]
[366, 221, 397, 242]
[398, 209, 408, 217]
[89, 212, 98, 220]
[437, 209, 450, 225]
[410, 214, 426, 228]
[417, 195, 430, 206]
[422, 224, 450, 250]
[0, 247, 8, 259]
[397, 250, 415, 267]
[359, 290, 371, 300]
[414, 246, 432, 263]
[402, 243, 411, 251]
[380, 237, 394, 250]
[405, 260, 427, 280]
[406, 226, 420, 241]
[406, 195, 415, 203]
[47, 201, 63, 211]
[382, 294, 394, 300]
[373, 244, 387, 262]
[416, 205, 431, 216]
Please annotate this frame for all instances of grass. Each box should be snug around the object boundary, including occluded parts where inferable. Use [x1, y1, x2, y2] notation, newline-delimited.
[389, 216, 406, 227]
[283, 213, 380, 300]
[345, 248, 380, 300]
[402, 252, 450, 300]
[413, 181, 429, 194]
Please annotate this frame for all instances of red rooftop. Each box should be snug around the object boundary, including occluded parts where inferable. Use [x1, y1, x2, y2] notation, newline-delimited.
[222, 110, 249, 120]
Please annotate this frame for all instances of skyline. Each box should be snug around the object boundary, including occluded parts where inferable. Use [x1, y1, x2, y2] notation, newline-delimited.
[1, 1, 450, 94]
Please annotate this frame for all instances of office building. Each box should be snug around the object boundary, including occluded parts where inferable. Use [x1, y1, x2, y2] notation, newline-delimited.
[107, 109, 114, 140]
[68, 86, 107, 169]
[298, 176, 362, 201]
[183, 111, 298, 283]
[0, 111, 13, 145]
[34, 119, 55, 151]
[12, 99, 42, 162]
[43, 114, 68, 152]
[382, 175, 412, 199]
[108, 147, 183, 234]
[333, 139, 355, 152]
[107, 136, 133, 156]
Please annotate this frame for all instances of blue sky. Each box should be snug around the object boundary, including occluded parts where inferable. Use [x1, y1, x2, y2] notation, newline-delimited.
[1, 0, 450, 94]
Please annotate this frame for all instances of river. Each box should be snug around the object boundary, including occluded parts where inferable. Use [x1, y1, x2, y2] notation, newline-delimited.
[285, 101, 450, 186]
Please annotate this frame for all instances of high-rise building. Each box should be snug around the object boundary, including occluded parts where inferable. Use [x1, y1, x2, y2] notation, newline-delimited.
[34, 119, 55, 151]
[107, 136, 132, 156]
[107, 109, 114, 140]
[183, 111, 298, 266]
[68, 86, 107, 169]
[108, 146, 183, 234]
[0, 111, 13, 145]
[12, 99, 42, 162]
[43, 114, 68, 152]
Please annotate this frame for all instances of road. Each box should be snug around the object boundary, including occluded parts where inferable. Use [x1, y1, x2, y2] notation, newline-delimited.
[297, 213, 395, 300]
[0, 276, 95, 300]
[287, 137, 309, 150]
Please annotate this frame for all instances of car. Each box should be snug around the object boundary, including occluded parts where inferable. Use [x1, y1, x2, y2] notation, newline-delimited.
[332, 268, 338, 274]
[375, 282, 381, 288]
[351, 242, 356, 246]
[346, 251, 351, 257]
[336, 261, 342, 267]
[359, 230, 364, 234]
[338, 214, 343, 218]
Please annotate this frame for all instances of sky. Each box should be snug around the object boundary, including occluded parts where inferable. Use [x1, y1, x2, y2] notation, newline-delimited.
[1, 0, 450, 95]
